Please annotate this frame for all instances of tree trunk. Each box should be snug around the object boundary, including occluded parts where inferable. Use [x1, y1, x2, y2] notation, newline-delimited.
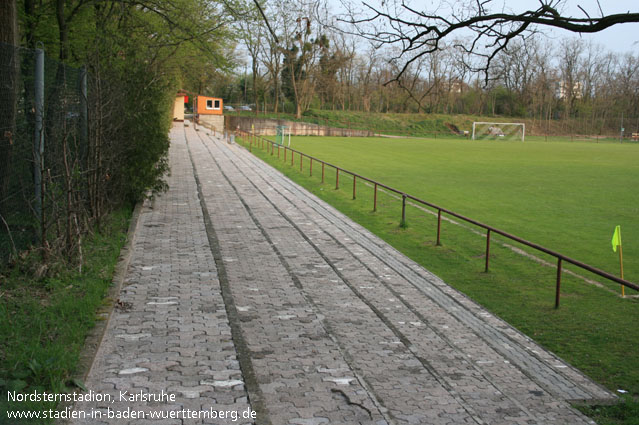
[56, 0, 68, 61]
[0, 0, 18, 215]
[252, 60, 258, 115]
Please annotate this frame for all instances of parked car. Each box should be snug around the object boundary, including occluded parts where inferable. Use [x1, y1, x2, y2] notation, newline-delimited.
[239, 105, 252, 111]
[224, 105, 235, 111]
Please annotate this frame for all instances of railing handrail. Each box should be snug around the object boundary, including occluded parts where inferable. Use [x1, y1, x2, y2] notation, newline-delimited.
[236, 130, 639, 298]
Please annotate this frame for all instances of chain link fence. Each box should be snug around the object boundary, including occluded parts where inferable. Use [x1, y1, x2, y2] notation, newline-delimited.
[0, 42, 88, 265]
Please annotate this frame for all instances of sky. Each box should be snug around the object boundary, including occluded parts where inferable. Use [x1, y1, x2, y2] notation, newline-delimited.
[502, 0, 639, 53]
[330, 0, 639, 54]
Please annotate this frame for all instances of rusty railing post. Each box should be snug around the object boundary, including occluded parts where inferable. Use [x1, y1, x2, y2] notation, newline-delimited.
[336, 169, 340, 189]
[485, 229, 491, 272]
[284, 147, 287, 162]
[353, 176, 357, 199]
[300, 154, 303, 172]
[277, 145, 280, 158]
[310, 158, 313, 176]
[555, 257, 563, 309]
[436, 209, 442, 246]
[401, 194, 407, 227]
[373, 183, 378, 211]
[322, 162, 325, 183]
[291, 150, 294, 166]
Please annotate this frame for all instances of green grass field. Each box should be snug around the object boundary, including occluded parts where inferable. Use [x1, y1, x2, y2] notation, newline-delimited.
[272, 135, 639, 282]
[242, 134, 639, 425]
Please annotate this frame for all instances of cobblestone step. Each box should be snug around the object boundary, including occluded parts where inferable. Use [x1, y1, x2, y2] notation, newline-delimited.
[184, 126, 613, 424]
[70, 123, 614, 425]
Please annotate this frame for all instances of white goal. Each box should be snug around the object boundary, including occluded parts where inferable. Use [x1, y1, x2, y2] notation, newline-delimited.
[472, 122, 525, 141]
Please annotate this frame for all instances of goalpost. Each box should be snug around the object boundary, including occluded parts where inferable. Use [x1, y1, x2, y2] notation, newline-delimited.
[276, 125, 291, 146]
[472, 122, 525, 141]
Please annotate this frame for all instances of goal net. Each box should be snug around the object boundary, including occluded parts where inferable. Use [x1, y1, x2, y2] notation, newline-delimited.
[472, 122, 525, 141]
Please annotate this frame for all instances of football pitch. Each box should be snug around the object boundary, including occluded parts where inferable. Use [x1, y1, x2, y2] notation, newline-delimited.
[271, 135, 639, 283]
[243, 133, 639, 421]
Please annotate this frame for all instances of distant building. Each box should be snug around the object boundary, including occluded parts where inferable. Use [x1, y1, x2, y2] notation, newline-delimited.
[196, 95, 224, 131]
[197, 96, 223, 116]
[556, 80, 583, 100]
[447, 79, 468, 94]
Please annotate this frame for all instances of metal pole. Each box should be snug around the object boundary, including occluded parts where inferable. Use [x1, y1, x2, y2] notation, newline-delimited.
[284, 147, 286, 162]
[353, 176, 356, 199]
[291, 151, 294, 166]
[300, 154, 303, 172]
[485, 229, 491, 272]
[34, 47, 45, 239]
[555, 257, 563, 309]
[619, 238, 625, 298]
[310, 158, 313, 176]
[373, 183, 377, 211]
[335, 169, 340, 189]
[80, 66, 88, 153]
[436, 210, 442, 246]
[322, 162, 325, 183]
[401, 194, 407, 226]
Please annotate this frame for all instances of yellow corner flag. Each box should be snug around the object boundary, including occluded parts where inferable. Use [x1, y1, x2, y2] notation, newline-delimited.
[612, 225, 622, 252]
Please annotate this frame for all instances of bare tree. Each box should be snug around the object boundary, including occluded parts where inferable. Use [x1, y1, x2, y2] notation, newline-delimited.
[260, 21, 284, 113]
[279, 0, 324, 118]
[558, 38, 583, 117]
[231, 0, 265, 113]
[339, 0, 639, 82]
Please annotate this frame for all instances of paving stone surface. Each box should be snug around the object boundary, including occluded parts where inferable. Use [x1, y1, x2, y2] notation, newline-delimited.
[71, 122, 615, 424]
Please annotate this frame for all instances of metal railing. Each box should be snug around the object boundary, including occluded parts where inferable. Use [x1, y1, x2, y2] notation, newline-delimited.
[235, 130, 639, 308]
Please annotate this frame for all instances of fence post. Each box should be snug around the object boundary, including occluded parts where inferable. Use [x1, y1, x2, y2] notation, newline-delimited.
[555, 257, 563, 309]
[284, 147, 286, 162]
[277, 145, 280, 158]
[485, 229, 491, 272]
[80, 66, 88, 154]
[401, 194, 407, 227]
[310, 158, 313, 176]
[335, 169, 340, 189]
[373, 183, 378, 211]
[291, 150, 294, 166]
[34, 47, 45, 240]
[353, 176, 356, 199]
[322, 162, 325, 183]
[436, 210, 442, 246]
[300, 154, 303, 172]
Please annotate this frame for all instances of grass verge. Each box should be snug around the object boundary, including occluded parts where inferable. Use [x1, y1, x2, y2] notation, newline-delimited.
[0, 208, 132, 424]
[241, 136, 639, 425]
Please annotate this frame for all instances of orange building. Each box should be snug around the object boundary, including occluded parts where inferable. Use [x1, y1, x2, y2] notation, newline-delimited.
[196, 96, 223, 115]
